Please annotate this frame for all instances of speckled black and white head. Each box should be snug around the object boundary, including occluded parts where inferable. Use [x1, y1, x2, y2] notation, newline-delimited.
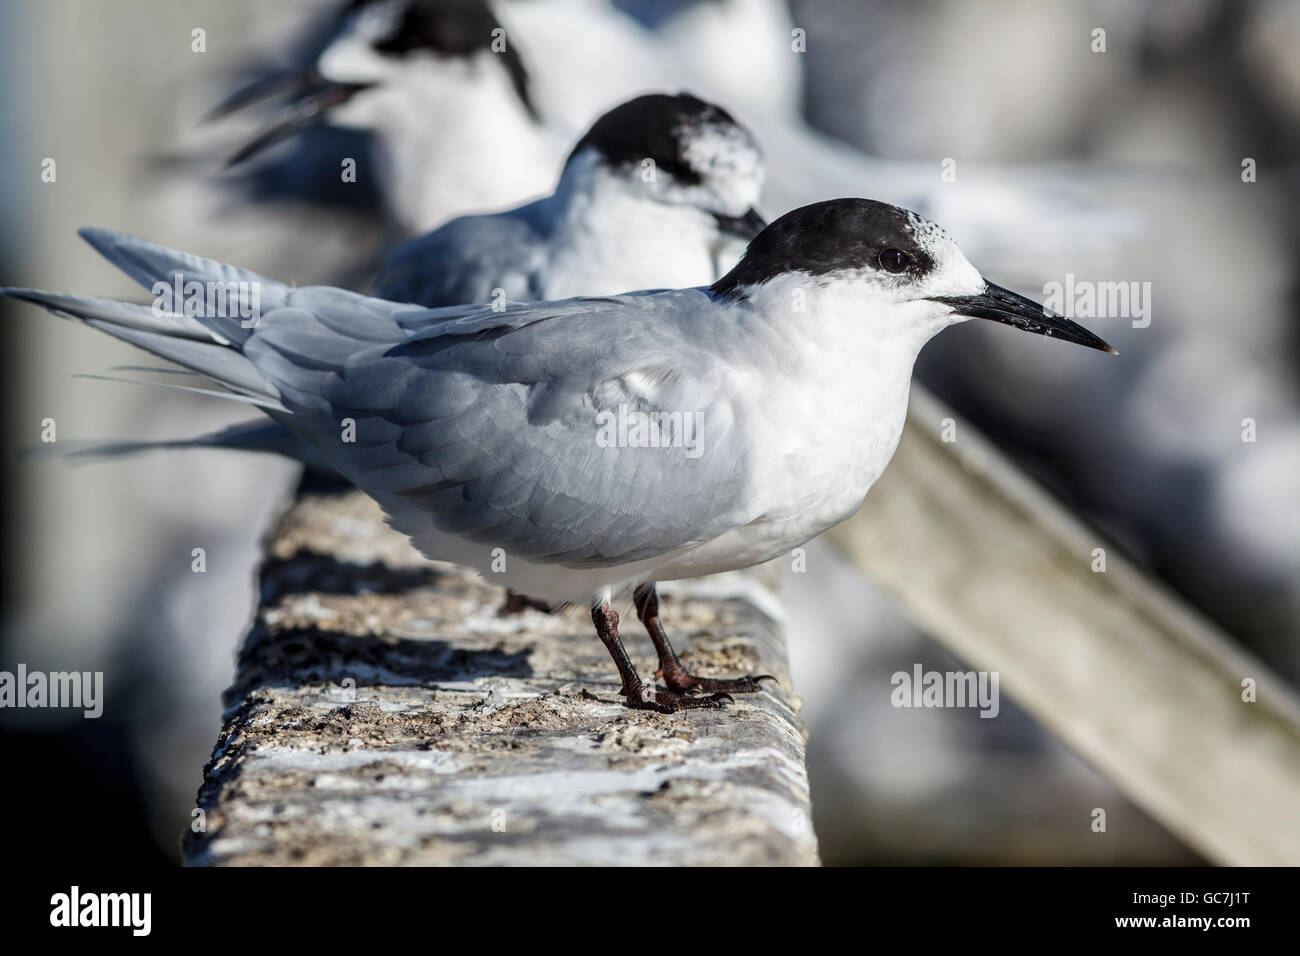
[713, 198, 1116, 353]
[565, 93, 766, 240]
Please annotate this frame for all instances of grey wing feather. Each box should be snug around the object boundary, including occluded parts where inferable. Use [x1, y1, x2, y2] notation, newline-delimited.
[297, 290, 761, 568]
[371, 208, 547, 307]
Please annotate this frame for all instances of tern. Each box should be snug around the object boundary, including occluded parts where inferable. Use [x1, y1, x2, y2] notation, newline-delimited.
[4, 199, 1114, 712]
[213, 0, 557, 232]
[373, 91, 767, 306]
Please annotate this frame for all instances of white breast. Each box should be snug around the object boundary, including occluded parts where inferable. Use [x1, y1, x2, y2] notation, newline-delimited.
[652, 299, 917, 582]
[539, 178, 725, 299]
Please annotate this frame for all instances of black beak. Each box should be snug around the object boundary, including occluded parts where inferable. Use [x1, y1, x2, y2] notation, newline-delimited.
[203, 68, 321, 123]
[713, 207, 767, 242]
[210, 69, 373, 168]
[932, 281, 1117, 354]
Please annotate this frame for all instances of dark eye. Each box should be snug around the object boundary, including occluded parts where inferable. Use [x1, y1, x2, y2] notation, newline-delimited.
[879, 248, 911, 274]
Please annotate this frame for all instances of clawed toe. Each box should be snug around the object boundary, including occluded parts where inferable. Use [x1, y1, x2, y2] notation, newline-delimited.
[661, 671, 778, 695]
[625, 687, 734, 713]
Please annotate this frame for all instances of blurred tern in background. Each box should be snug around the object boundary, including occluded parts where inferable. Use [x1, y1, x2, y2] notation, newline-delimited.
[208, 0, 1130, 287]
[5, 199, 1113, 711]
[212, 0, 560, 232]
[374, 91, 765, 305]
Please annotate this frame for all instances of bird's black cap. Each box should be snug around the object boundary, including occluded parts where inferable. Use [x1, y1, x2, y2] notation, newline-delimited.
[712, 198, 937, 298]
[567, 92, 748, 186]
[346, 0, 536, 117]
[348, 0, 497, 55]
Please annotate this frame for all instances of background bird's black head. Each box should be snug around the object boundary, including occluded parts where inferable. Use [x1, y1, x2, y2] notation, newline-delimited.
[347, 0, 494, 55]
[567, 92, 751, 185]
[345, 0, 536, 117]
[711, 198, 939, 298]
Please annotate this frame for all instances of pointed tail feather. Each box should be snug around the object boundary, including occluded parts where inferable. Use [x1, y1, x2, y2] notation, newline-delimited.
[3, 230, 405, 447]
[76, 227, 287, 347]
[2, 287, 281, 404]
[70, 373, 286, 410]
[25, 419, 329, 471]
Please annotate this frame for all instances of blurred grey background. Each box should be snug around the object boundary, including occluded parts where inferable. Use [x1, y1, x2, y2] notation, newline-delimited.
[1, 0, 1296, 865]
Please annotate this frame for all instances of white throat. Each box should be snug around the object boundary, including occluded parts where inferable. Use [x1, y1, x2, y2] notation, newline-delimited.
[722, 271, 961, 509]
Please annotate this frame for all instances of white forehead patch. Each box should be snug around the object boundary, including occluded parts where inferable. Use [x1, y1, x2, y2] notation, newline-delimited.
[907, 211, 985, 298]
[677, 119, 764, 216]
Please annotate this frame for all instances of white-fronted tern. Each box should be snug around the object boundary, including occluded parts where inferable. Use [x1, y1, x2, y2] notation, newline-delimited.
[5, 199, 1113, 712]
[373, 91, 766, 306]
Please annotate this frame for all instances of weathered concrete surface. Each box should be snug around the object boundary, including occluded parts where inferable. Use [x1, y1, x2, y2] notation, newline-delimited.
[184, 490, 818, 866]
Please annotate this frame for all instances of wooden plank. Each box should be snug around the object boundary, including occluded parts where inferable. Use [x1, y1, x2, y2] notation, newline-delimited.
[826, 387, 1300, 865]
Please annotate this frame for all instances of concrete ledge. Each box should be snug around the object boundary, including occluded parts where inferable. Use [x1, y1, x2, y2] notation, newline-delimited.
[184, 490, 819, 866]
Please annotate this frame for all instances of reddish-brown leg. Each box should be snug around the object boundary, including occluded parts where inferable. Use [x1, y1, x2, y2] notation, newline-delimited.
[591, 602, 732, 713]
[633, 584, 777, 694]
